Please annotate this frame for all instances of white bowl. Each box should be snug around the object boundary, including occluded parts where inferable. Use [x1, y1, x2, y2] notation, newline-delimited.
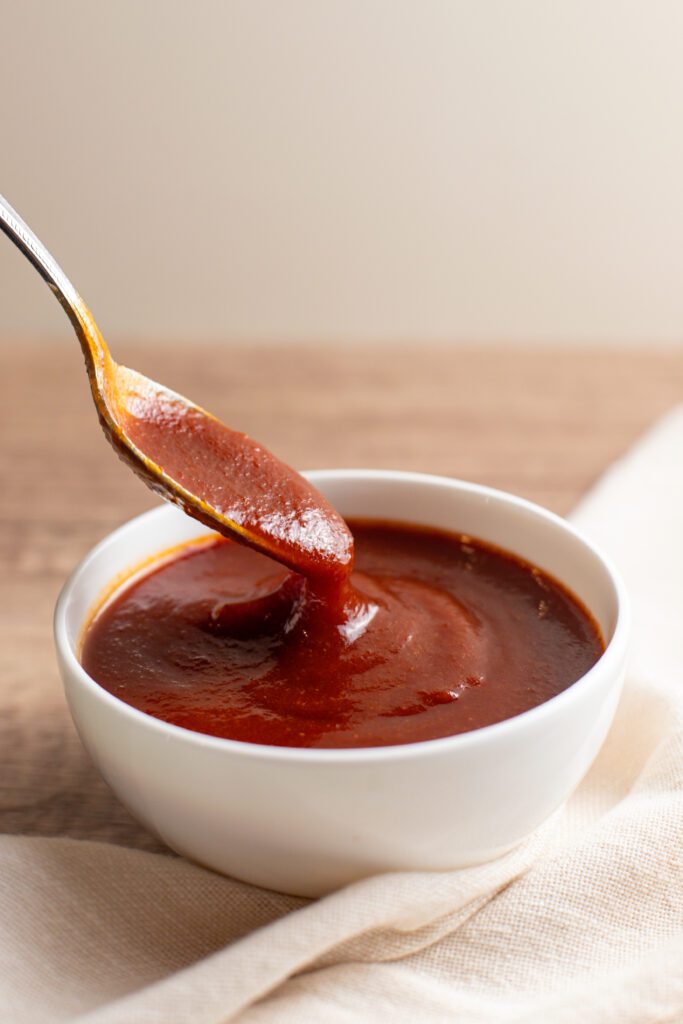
[54, 471, 629, 897]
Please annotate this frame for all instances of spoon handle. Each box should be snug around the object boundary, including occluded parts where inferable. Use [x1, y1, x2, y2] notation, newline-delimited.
[0, 192, 110, 371]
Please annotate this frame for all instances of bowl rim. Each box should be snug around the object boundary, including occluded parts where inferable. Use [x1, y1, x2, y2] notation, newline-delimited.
[54, 469, 630, 764]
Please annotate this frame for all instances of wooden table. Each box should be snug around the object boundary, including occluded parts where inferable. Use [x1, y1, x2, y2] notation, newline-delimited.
[2, 343, 682, 852]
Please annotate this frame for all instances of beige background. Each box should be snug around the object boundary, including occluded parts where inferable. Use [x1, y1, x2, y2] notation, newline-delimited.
[2, 1, 683, 346]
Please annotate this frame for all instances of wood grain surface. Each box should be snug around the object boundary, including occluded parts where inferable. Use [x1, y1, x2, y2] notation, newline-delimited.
[2, 342, 682, 853]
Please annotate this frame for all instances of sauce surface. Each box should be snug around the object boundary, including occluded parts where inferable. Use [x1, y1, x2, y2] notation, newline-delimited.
[81, 520, 604, 748]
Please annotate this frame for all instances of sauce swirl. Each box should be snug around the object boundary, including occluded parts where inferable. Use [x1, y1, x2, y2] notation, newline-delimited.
[81, 520, 603, 748]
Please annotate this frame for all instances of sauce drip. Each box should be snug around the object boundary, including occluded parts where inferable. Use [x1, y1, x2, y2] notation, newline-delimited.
[82, 520, 604, 749]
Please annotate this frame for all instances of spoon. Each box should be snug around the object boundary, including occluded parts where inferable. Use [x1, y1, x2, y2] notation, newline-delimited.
[0, 193, 353, 580]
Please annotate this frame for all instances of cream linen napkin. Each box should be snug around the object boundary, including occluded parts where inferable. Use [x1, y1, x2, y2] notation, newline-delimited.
[4, 408, 683, 1024]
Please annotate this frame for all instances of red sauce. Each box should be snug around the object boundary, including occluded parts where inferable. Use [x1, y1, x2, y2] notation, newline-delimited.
[81, 520, 604, 748]
[114, 366, 353, 580]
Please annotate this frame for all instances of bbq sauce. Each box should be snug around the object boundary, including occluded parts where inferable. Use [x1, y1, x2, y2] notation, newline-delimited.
[81, 520, 603, 749]
[113, 368, 353, 580]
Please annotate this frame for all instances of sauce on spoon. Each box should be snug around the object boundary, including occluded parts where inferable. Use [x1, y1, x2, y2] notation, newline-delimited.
[110, 365, 353, 579]
[0, 192, 353, 581]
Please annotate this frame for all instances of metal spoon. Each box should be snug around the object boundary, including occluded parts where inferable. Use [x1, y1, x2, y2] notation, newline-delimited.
[0, 193, 353, 580]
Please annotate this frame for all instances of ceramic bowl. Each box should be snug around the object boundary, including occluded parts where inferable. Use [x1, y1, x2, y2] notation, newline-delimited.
[54, 470, 629, 897]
